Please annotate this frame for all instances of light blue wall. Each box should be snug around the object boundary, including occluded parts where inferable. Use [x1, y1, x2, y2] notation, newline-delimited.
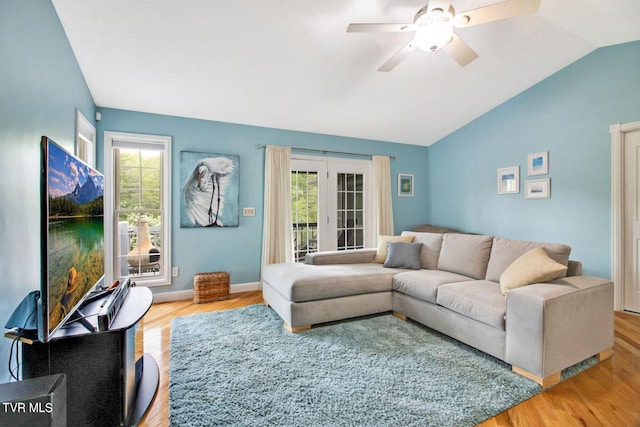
[428, 41, 640, 278]
[0, 1, 96, 383]
[4, 1, 636, 389]
[96, 109, 430, 293]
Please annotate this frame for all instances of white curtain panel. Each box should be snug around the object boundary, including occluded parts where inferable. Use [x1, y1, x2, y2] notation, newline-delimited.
[261, 145, 293, 275]
[372, 155, 394, 236]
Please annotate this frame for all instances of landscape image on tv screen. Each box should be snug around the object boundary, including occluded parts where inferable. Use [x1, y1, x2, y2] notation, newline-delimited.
[46, 139, 104, 335]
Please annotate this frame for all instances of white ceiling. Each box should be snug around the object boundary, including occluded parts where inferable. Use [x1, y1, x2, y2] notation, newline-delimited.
[52, 0, 640, 147]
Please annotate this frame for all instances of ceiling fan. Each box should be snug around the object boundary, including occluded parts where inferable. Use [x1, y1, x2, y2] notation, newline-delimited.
[347, 0, 540, 71]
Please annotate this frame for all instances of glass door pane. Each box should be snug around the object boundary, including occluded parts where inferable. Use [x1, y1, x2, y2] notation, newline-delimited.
[291, 170, 319, 262]
[336, 172, 364, 250]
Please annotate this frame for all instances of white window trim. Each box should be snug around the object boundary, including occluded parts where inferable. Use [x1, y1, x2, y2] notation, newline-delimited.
[291, 154, 374, 255]
[104, 131, 172, 287]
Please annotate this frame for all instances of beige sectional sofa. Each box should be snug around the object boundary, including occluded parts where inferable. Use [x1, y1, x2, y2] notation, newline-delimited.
[261, 231, 614, 387]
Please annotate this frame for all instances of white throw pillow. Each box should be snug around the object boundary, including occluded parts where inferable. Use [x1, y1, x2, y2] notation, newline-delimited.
[500, 247, 568, 295]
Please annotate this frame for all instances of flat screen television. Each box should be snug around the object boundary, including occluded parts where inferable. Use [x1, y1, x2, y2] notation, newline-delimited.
[39, 136, 105, 342]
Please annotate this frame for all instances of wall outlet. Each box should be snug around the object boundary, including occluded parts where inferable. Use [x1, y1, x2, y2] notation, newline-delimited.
[172, 267, 179, 277]
[243, 207, 255, 216]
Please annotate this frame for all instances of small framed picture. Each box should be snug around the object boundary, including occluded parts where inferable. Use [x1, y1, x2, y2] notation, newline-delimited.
[528, 151, 548, 176]
[525, 178, 550, 199]
[398, 173, 414, 197]
[497, 166, 519, 194]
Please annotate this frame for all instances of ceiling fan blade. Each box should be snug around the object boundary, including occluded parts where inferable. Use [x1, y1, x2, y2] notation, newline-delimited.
[453, 0, 540, 28]
[347, 23, 415, 33]
[442, 34, 478, 67]
[377, 41, 417, 72]
[427, 0, 453, 14]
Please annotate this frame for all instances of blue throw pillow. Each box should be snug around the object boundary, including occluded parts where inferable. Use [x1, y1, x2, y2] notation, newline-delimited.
[383, 242, 422, 270]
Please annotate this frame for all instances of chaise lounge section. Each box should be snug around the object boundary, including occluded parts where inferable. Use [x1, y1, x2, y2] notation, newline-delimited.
[261, 231, 614, 387]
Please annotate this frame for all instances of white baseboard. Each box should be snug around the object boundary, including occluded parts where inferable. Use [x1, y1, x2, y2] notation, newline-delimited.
[229, 282, 261, 294]
[151, 282, 261, 303]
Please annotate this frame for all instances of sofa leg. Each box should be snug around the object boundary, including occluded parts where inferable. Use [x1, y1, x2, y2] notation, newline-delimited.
[392, 312, 407, 321]
[513, 348, 613, 388]
[598, 348, 613, 361]
[284, 322, 311, 333]
[512, 366, 561, 388]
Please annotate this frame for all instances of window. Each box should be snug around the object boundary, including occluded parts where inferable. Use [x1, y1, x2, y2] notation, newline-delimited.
[104, 132, 171, 286]
[75, 110, 96, 167]
[291, 156, 373, 262]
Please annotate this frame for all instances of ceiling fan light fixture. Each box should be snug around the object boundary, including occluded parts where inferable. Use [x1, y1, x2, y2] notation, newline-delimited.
[413, 21, 454, 52]
[454, 15, 471, 26]
[348, 0, 541, 71]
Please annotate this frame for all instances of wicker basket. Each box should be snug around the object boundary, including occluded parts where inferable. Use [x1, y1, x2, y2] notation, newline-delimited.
[193, 271, 230, 303]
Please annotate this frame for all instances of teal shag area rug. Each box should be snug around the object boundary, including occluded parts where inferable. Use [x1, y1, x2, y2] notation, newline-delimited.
[169, 304, 595, 426]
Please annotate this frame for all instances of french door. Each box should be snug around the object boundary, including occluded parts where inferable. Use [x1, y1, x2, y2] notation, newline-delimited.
[291, 157, 373, 262]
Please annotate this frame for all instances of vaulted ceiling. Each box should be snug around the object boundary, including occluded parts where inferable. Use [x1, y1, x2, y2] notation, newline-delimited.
[52, 0, 640, 146]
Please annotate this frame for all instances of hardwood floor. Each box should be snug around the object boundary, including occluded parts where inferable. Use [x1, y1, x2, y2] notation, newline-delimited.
[139, 291, 640, 426]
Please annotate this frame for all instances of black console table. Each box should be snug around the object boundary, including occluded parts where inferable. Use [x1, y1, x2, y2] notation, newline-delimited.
[6, 287, 158, 427]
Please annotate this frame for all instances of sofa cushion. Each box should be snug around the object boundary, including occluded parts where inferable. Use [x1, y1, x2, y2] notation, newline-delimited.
[436, 281, 506, 330]
[374, 235, 415, 263]
[485, 237, 571, 282]
[499, 247, 568, 295]
[305, 248, 376, 265]
[437, 234, 493, 280]
[383, 242, 422, 270]
[262, 262, 403, 303]
[393, 270, 473, 304]
[400, 231, 443, 270]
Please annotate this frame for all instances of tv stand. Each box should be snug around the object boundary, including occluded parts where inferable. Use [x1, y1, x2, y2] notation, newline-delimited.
[66, 308, 98, 333]
[12, 287, 158, 427]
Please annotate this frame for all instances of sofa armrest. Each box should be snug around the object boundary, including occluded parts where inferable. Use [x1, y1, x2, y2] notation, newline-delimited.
[506, 276, 613, 380]
[304, 248, 377, 265]
[567, 260, 582, 276]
